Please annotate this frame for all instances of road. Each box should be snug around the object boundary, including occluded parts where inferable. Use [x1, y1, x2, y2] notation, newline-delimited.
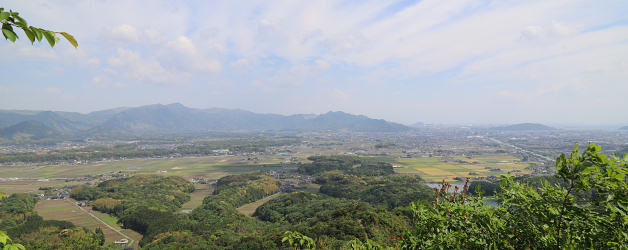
[64, 199, 135, 247]
[488, 138, 553, 162]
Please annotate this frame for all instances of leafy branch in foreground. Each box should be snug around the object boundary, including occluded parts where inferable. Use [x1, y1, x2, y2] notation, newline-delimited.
[282, 231, 316, 250]
[1, 8, 77, 48]
[0, 231, 25, 250]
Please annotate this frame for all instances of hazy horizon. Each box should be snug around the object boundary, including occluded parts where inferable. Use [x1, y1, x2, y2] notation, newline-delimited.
[1, 0, 627, 125]
[1, 102, 626, 129]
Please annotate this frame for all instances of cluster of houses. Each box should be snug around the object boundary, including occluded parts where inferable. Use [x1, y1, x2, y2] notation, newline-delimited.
[266, 169, 315, 193]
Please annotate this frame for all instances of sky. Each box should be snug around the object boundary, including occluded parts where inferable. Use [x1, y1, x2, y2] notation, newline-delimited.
[0, 0, 627, 126]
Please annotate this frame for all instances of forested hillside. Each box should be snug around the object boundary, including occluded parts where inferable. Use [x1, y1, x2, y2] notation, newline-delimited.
[0, 104, 410, 142]
[0, 193, 106, 249]
[2, 145, 626, 249]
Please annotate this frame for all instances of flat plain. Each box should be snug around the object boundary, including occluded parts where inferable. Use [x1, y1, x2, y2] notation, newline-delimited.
[395, 154, 535, 182]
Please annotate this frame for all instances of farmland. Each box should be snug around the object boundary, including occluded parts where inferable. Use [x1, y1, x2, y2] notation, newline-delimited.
[0, 155, 283, 179]
[177, 183, 215, 212]
[0, 155, 284, 194]
[395, 154, 536, 182]
[34, 199, 142, 248]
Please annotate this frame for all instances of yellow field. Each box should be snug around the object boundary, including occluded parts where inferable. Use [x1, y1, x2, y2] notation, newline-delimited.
[396, 154, 535, 182]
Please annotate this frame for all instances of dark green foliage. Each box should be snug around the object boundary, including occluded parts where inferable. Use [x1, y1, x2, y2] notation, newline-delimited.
[317, 172, 433, 209]
[400, 182, 511, 249]
[0, 193, 37, 214]
[299, 155, 362, 175]
[0, 191, 104, 249]
[70, 175, 194, 216]
[399, 144, 628, 249]
[95, 228, 105, 246]
[7, 214, 75, 238]
[209, 173, 280, 207]
[298, 155, 394, 176]
[255, 192, 409, 246]
[468, 180, 500, 196]
[123, 173, 283, 247]
[118, 206, 181, 246]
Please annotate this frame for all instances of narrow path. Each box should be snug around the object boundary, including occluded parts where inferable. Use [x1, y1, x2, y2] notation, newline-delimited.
[63, 199, 135, 247]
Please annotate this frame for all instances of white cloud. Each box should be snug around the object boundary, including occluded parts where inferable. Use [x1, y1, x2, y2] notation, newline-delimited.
[168, 36, 197, 55]
[107, 48, 182, 83]
[92, 76, 126, 88]
[110, 24, 140, 42]
[1, 0, 627, 123]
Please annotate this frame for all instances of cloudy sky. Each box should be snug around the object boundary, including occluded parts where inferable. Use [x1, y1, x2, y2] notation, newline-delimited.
[1, 0, 627, 125]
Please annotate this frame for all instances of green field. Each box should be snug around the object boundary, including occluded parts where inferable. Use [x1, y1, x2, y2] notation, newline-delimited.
[0, 156, 283, 194]
[396, 154, 535, 182]
[178, 183, 215, 212]
[0, 155, 282, 179]
[236, 193, 282, 216]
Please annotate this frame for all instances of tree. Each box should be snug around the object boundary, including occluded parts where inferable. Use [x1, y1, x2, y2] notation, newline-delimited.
[399, 144, 628, 249]
[1, 8, 77, 48]
[282, 231, 315, 250]
[94, 228, 105, 246]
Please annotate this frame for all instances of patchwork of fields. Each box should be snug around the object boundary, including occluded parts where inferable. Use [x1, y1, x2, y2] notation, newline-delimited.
[0, 155, 283, 194]
[395, 154, 536, 182]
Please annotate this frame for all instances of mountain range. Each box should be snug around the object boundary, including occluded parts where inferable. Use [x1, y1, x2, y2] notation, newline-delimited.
[492, 123, 555, 131]
[0, 103, 411, 142]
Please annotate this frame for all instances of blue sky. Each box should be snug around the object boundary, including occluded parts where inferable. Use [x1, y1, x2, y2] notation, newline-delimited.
[1, 0, 627, 125]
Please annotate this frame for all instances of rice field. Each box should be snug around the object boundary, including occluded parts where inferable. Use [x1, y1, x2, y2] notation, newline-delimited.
[396, 154, 536, 182]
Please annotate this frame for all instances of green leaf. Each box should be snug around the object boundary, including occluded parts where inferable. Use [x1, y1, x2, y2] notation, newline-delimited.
[43, 30, 55, 47]
[60, 32, 78, 48]
[21, 27, 35, 43]
[3, 243, 26, 250]
[0, 231, 9, 245]
[30, 26, 42, 42]
[0, 12, 9, 21]
[2, 28, 17, 42]
[12, 15, 27, 27]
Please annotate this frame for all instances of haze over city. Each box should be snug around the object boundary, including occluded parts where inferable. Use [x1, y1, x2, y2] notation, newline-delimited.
[1, 0, 627, 126]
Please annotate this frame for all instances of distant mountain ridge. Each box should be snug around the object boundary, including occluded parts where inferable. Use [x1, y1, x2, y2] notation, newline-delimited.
[0, 120, 62, 142]
[620, 126, 628, 130]
[493, 123, 555, 131]
[0, 104, 411, 141]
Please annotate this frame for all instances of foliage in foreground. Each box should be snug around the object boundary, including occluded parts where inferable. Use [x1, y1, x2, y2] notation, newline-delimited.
[1, 8, 77, 47]
[396, 144, 627, 249]
[287, 144, 627, 249]
[0, 194, 106, 249]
